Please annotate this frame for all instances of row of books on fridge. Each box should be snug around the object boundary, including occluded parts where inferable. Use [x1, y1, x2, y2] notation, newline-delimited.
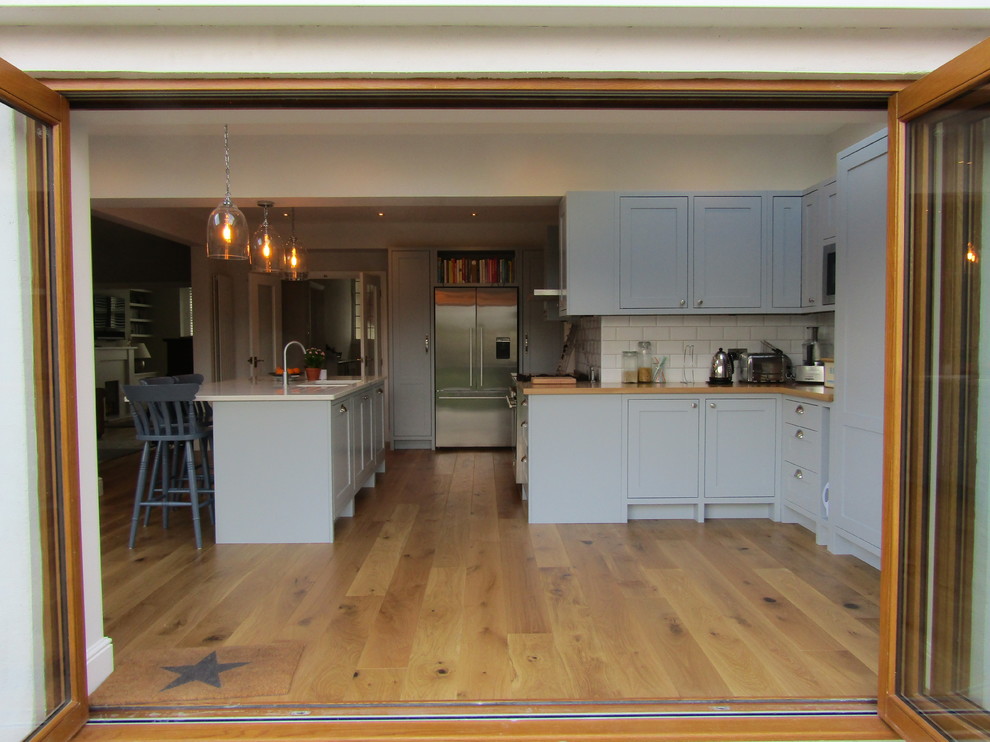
[437, 255, 515, 285]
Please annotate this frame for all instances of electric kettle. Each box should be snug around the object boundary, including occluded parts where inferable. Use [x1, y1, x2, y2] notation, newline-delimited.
[709, 347, 734, 385]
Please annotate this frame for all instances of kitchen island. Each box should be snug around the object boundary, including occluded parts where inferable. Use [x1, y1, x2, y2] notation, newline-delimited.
[517, 381, 832, 533]
[197, 376, 386, 544]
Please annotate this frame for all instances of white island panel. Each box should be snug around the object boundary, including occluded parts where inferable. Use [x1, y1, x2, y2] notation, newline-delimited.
[213, 400, 334, 544]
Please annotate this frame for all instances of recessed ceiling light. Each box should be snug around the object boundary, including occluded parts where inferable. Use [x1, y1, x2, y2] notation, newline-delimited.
[378, 212, 385, 217]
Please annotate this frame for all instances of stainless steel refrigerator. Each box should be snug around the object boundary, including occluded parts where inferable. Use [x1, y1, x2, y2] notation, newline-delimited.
[434, 287, 518, 447]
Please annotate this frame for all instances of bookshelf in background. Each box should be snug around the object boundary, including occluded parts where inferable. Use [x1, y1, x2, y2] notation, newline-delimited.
[436, 250, 516, 286]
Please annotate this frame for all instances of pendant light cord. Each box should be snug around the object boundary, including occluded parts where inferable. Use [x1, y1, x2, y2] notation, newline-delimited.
[223, 123, 232, 203]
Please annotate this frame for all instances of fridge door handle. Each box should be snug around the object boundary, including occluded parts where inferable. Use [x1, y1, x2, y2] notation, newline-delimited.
[479, 326, 484, 387]
[469, 326, 474, 387]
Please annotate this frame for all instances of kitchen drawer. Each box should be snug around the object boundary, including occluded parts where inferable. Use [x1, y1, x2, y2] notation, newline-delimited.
[783, 463, 822, 519]
[783, 398, 822, 431]
[783, 423, 822, 472]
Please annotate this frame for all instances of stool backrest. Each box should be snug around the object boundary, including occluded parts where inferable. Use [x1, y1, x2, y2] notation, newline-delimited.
[139, 376, 176, 386]
[124, 383, 206, 441]
[172, 373, 205, 385]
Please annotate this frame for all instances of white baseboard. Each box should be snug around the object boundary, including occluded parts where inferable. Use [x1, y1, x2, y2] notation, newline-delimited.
[86, 635, 114, 693]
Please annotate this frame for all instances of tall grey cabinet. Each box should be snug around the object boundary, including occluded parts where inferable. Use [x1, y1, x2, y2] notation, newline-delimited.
[389, 249, 434, 448]
[829, 130, 887, 567]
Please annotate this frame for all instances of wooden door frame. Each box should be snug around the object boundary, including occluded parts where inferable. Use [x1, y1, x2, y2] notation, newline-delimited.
[0, 57, 88, 741]
[880, 35, 990, 742]
[58, 74, 910, 741]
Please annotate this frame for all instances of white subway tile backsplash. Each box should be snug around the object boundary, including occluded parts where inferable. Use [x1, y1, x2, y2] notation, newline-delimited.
[669, 326, 698, 340]
[596, 312, 834, 378]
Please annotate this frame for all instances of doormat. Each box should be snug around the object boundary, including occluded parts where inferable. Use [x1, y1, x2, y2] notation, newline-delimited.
[89, 642, 304, 706]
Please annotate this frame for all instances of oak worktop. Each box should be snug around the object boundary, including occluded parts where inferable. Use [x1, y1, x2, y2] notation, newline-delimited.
[519, 380, 833, 403]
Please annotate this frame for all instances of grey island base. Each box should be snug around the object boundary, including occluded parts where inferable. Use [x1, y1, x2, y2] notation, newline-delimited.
[197, 376, 386, 544]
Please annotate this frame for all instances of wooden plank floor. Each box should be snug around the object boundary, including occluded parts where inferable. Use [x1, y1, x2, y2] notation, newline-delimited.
[96, 447, 880, 708]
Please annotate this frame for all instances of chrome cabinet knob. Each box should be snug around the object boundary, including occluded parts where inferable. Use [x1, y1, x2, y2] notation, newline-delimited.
[795, 429, 805, 439]
[339, 405, 348, 414]
[709, 402, 716, 409]
[521, 421, 528, 428]
[680, 299, 686, 306]
[795, 405, 805, 415]
[691, 402, 697, 408]
[521, 455, 528, 464]
[794, 469, 804, 479]
[696, 299, 704, 306]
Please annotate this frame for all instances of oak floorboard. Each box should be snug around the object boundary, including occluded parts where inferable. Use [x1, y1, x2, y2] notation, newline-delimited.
[757, 567, 880, 674]
[657, 540, 829, 698]
[96, 448, 881, 712]
[400, 565, 466, 701]
[647, 568, 782, 697]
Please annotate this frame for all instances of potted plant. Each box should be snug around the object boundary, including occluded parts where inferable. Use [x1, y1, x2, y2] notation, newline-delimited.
[303, 347, 325, 380]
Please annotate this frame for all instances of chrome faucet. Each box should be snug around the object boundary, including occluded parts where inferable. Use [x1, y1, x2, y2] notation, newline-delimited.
[282, 340, 307, 392]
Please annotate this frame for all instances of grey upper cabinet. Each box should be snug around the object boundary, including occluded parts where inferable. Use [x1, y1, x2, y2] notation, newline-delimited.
[693, 196, 764, 309]
[388, 249, 434, 446]
[559, 191, 618, 316]
[801, 178, 837, 309]
[771, 195, 803, 309]
[619, 195, 689, 309]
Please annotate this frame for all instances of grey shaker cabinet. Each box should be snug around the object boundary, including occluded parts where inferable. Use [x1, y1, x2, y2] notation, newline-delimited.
[388, 249, 434, 447]
[692, 195, 764, 309]
[704, 397, 777, 501]
[828, 131, 887, 566]
[619, 195, 690, 310]
[771, 195, 803, 309]
[626, 397, 702, 500]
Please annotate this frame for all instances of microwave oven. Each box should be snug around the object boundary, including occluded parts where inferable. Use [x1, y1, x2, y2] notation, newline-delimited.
[822, 242, 836, 305]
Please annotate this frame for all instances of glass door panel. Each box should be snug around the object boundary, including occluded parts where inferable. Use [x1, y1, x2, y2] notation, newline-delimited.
[0, 102, 74, 738]
[899, 82, 990, 740]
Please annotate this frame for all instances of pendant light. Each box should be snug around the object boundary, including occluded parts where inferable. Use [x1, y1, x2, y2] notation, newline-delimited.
[250, 200, 284, 273]
[206, 124, 250, 260]
[283, 208, 309, 281]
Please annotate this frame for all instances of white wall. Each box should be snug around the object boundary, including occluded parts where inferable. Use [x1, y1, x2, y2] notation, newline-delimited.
[1, 22, 987, 79]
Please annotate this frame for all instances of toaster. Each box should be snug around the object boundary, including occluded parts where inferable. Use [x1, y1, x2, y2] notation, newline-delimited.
[741, 352, 789, 383]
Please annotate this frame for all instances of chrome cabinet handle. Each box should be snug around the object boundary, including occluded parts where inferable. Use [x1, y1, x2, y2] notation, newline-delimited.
[522, 400, 528, 407]
[691, 402, 697, 408]
[794, 469, 804, 479]
[521, 421, 528, 428]
[709, 402, 716, 408]
[795, 405, 805, 415]
[339, 405, 348, 414]
[521, 455, 528, 464]
[680, 299, 686, 306]
[425, 335, 430, 353]
[696, 299, 704, 306]
[808, 297, 816, 304]
[795, 429, 805, 439]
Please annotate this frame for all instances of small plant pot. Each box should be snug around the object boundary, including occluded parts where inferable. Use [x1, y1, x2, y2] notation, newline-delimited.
[305, 367, 321, 381]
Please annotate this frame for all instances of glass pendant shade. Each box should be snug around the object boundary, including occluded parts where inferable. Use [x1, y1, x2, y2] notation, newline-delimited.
[283, 238, 308, 281]
[283, 208, 308, 281]
[206, 196, 250, 260]
[206, 124, 250, 260]
[250, 201, 283, 273]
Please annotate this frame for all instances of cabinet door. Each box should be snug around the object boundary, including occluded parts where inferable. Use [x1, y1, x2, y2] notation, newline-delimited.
[801, 187, 823, 308]
[619, 195, 689, 309]
[330, 397, 353, 512]
[692, 196, 764, 309]
[704, 397, 776, 499]
[389, 249, 434, 442]
[830, 133, 887, 552]
[372, 383, 386, 465]
[627, 398, 701, 499]
[771, 195, 802, 308]
[359, 390, 375, 478]
[560, 191, 618, 316]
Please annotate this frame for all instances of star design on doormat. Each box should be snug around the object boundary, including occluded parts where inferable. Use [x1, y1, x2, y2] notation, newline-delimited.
[160, 651, 249, 691]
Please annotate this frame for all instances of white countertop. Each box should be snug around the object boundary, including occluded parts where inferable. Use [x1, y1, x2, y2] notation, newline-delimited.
[198, 376, 385, 402]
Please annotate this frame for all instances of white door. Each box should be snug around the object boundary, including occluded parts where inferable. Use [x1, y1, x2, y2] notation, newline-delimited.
[248, 271, 282, 378]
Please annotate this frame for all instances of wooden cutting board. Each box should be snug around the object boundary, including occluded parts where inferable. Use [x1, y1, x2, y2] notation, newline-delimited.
[530, 376, 578, 385]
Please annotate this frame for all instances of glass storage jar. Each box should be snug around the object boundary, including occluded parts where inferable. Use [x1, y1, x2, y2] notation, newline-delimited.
[622, 351, 639, 383]
[637, 341, 653, 383]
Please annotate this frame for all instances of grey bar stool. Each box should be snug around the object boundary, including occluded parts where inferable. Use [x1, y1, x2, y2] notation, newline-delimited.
[125, 383, 214, 549]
